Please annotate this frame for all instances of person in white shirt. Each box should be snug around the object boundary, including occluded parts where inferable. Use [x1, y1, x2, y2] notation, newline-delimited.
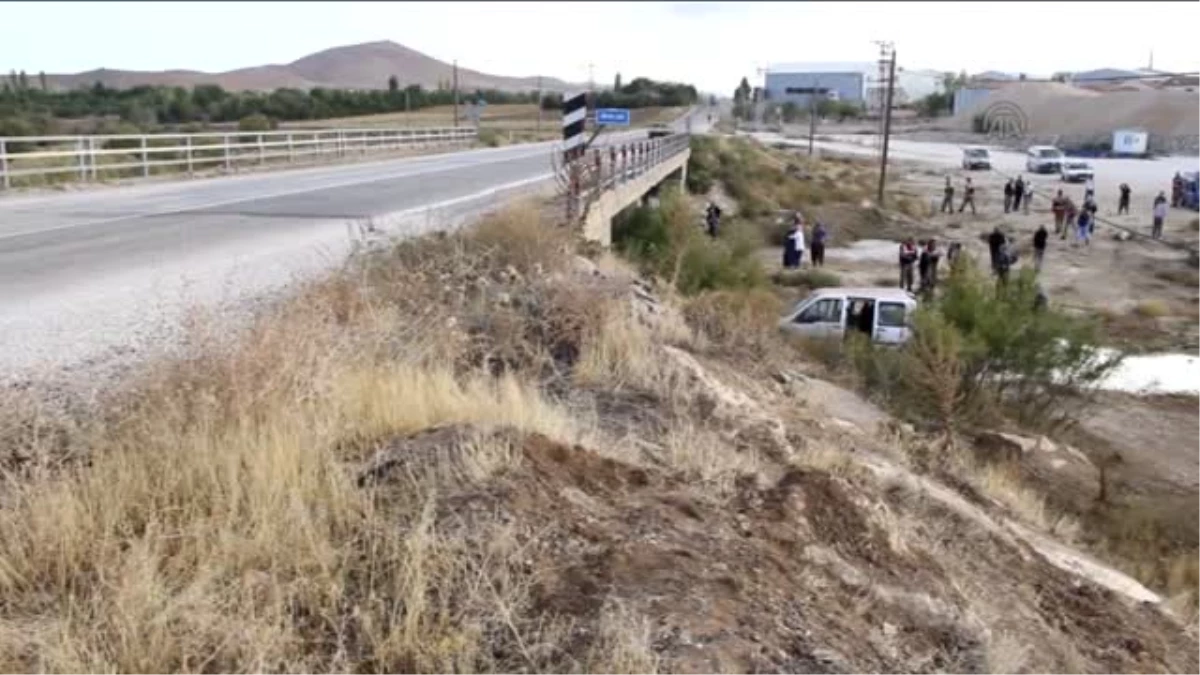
[783, 213, 806, 268]
[1023, 180, 1033, 214]
[1084, 177, 1095, 201]
[1152, 192, 1168, 239]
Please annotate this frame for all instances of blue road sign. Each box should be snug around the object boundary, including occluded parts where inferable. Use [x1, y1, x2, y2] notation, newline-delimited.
[595, 108, 631, 126]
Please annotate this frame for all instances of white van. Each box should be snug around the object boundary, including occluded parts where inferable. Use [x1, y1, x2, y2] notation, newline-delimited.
[780, 287, 918, 345]
[1025, 145, 1065, 174]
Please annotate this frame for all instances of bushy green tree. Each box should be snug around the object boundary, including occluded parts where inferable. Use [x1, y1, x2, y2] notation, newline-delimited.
[853, 254, 1123, 431]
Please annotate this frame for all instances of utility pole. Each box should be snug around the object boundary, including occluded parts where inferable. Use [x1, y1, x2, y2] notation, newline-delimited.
[877, 48, 897, 206]
[808, 78, 819, 156]
[452, 59, 460, 128]
[536, 75, 543, 133]
[871, 41, 892, 158]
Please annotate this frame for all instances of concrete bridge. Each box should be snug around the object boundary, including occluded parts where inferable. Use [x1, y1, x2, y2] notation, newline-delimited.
[560, 132, 693, 247]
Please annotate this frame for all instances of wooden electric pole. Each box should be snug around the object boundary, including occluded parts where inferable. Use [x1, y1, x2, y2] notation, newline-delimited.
[452, 60, 460, 128]
[808, 78, 819, 156]
[877, 48, 897, 206]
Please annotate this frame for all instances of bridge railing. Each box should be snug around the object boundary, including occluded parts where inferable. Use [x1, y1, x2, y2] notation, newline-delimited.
[0, 126, 479, 189]
[561, 132, 690, 207]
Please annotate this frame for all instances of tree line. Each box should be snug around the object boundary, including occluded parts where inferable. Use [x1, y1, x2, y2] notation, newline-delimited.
[0, 71, 541, 136]
[0, 70, 699, 137]
[538, 76, 699, 111]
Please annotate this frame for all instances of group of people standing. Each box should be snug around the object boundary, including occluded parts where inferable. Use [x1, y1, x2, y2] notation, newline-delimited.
[897, 238, 944, 294]
[1002, 175, 1033, 214]
[1049, 189, 1099, 246]
[782, 212, 828, 269]
[940, 177, 977, 214]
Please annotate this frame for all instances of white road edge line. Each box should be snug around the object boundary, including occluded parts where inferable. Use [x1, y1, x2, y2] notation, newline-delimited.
[0, 146, 556, 242]
[368, 171, 557, 232]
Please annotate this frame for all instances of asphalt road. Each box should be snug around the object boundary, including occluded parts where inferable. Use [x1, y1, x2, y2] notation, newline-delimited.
[0, 110, 707, 377]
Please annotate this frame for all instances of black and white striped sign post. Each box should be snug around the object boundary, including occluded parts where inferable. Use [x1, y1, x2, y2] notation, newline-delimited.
[562, 91, 588, 221]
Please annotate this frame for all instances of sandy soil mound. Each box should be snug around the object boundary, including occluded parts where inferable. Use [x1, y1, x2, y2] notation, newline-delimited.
[954, 82, 1200, 138]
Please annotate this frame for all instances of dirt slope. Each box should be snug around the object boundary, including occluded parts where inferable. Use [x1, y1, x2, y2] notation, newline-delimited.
[45, 40, 573, 93]
[953, 82, 1200, 138]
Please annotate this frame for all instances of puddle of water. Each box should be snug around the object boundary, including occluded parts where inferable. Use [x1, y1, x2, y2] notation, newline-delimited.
[828, 239, 896, 263]
[1095, 351, 1200, 395]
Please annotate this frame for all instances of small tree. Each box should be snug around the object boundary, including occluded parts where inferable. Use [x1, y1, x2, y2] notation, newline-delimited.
[388, 75, 399, 92]
[780, 101, 801, 124]
[237, 112, 275, 132]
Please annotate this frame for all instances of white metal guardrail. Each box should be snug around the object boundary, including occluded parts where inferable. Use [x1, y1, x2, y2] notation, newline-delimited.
[0, 126, 478, 189]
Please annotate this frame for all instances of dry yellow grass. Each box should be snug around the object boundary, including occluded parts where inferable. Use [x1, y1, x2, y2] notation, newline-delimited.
[0, 203, 731, 672]
[1133, 299, 1171, 319]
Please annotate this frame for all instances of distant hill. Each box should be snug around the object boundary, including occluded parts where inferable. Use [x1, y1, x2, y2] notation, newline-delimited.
[43, 40, 575, 93]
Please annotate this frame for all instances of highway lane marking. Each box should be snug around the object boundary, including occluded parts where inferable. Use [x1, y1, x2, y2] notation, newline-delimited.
[367, 171, 556, 232]
[0, 172, 558, 312]
[0, 148, 557, 243]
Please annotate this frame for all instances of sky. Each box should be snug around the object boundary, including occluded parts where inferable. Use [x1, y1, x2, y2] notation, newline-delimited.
[2, 1, 1197, 94]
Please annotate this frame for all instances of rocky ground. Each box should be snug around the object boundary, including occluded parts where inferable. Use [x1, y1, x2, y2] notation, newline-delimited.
[0, 138, 1195, 672]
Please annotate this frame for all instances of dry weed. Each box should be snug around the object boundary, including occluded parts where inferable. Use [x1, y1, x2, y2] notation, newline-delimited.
[977, 463, 1080, 542]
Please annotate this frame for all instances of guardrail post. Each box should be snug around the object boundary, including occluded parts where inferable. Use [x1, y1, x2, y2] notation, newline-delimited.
[287, 133, 294, 162]
[337, 131, 345, 157]
[186, 136, 194, 175]
[89, 137, 97, 180]
[223, 135, 231, 171]
[0, 139, 8, 190]
[257, 134, 265, 164]
[140, 137, 149, 178]
[77, 138, 87, 181]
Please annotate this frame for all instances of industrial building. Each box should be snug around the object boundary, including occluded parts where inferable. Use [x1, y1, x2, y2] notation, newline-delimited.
[763, 63, 870, 108]
[764, 62, 944, 111]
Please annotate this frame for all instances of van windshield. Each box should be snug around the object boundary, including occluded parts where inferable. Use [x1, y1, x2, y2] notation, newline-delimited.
[965, 149, 988, 158]
[1038, 149, 1064, 158]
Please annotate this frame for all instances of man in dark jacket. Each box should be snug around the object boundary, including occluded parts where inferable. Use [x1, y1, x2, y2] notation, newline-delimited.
[705, 203, 722, 238]
[918, 239, 942, 293]
[1033, 224, 1048, 272]
[1003, 180, 1014, 213]
[1118, 183, 1132, 215]
[940, 177, 955, 214]
[810, 221, 828, 267]
[1013, 175, 1026, 213]
[898, 238, 919, 292]
[988, 226, 1007, 274]
[958, 178, 977, 214]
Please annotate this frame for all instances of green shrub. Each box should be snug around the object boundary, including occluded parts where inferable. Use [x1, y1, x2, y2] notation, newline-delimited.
[850, 254, 1123, 431]
[612, 188, 766, 296]
[686, 136, 718, 194]
[771, 268, 842, 290]
[477, 128, 503, 148]
[237, 113, 276, 132]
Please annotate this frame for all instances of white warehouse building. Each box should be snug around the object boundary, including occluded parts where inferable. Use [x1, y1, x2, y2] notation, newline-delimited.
[764, 62, 945, 111]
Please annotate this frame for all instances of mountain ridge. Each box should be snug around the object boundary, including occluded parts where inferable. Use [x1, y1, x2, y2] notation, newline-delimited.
[42, 40, 575, 93]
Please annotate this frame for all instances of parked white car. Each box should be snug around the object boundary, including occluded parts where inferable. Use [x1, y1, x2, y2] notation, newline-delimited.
[1025, 145, 1065, 174]
[961, 146, 992, 171]
[1060, 160, 1095, 183]
[779, 287, 918, 346]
